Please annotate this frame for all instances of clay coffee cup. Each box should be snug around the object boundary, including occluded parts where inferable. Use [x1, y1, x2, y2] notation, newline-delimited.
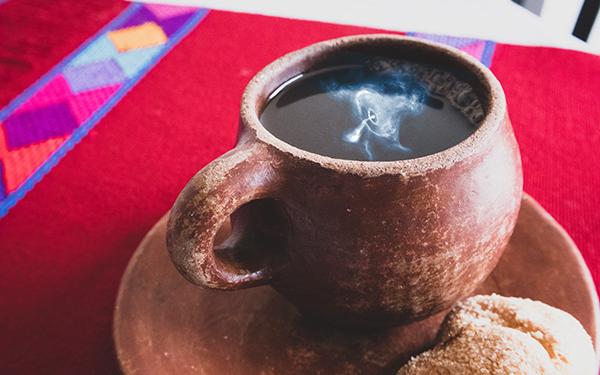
[167, 34, 523, 328]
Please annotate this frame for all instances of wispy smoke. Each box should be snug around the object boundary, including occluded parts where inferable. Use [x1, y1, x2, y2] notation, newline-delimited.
[323, 66, 427, 160]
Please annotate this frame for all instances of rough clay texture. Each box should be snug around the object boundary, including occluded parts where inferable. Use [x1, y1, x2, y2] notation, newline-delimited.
[167, 35, 523, 328]
[168, 140, 281, 289]
[398, 294, 596, 374]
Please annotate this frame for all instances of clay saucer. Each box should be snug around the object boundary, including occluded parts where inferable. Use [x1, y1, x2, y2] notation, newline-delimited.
[114, 194, 600, 374]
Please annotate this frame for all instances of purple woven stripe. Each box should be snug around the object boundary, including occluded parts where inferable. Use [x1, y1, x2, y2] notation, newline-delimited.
[120, 6, 157, 28]
[157, 13, 195, 36]
[0, 162, 6, 200]
[0, 4, 209, 218]
[3, 102, 78, 149]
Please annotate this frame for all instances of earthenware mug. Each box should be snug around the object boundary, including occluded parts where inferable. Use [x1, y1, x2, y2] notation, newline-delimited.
[167, 34, 523, 328]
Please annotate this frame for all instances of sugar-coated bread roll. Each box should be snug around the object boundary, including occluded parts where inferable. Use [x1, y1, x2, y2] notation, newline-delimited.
[398, 294, 596, 375]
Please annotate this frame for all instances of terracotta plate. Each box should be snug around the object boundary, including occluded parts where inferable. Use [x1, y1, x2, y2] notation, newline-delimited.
[114, 194, 600, 374]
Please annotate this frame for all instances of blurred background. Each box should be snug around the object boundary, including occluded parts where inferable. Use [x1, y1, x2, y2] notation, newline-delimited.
[149, 0, 600, 53]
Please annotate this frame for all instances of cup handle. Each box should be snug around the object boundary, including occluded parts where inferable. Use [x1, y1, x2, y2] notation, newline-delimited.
[167, 142, 281, 290]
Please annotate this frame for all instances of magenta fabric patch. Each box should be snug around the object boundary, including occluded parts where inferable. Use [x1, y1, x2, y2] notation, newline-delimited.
[67, 84, 122, 123]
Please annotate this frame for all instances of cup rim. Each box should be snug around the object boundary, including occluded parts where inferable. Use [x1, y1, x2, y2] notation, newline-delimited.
[240, 34, 506, 177]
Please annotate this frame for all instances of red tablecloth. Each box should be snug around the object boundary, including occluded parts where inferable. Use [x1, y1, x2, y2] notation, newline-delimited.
[1, 1, 599, 373]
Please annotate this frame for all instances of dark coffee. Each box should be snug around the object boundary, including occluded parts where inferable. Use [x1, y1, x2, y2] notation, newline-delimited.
[260, 56, 485, 161]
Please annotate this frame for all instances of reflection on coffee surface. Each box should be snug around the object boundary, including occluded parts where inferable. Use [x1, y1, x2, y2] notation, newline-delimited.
[260, 56, 485, 161]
